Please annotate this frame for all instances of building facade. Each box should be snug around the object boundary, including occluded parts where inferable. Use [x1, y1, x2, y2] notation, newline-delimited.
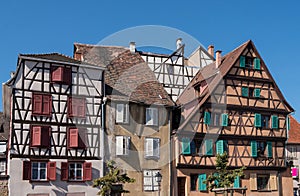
[0, 112, 9, 196]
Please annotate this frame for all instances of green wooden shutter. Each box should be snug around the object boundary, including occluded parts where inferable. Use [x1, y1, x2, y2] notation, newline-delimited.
[251, 141, 257, 157]
[181, 138, 191, 155]
[234, 176, 240, 188]
[198, 174, 207, 191]
[271, 115, 278, 129]
[286, 116, 290, 131]
[214, 173, 219, 187]
[205, 139, 213, 156]
[204, 111, 211, 125]
[254, 88, 260, 98]
[216, 140, 224, 155]
[240, 56, 245, 68]
[241, 87, 249, 97]
[254, 58, 261, 70]
[254, 113, 261, 127]
[267, 141, 273, 158]
[221, 113, 228, 126]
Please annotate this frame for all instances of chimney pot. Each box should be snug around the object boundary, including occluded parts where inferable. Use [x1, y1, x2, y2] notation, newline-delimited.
[176, 38, 182, 49]
[215, 50, 222, 68]
[208, 45, 214, 57]
[130, 42, 136, 54]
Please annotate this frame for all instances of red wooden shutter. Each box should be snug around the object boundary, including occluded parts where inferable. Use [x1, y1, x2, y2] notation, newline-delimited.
[41, 126, 50, 147]
[61, 162, 68, 181]
[33, 94, 42, 114]
[23, 161, 31, 180]
[83, 162, 92, 181]
[31, 126, 41, 146]
[52, 66, 63, 82]
[69, 128, 78, 148]
[68, 97, 77, 117]
[47, 162, 56, 181]
[78, 128, 87, 148]
[78, 99, 86, 117]
[42, 95, 52, 115]
[64, 67, 72, 84]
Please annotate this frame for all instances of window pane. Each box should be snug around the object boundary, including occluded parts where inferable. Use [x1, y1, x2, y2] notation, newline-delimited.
[40, 168, 46, 179]
[32, 169, 38, 180]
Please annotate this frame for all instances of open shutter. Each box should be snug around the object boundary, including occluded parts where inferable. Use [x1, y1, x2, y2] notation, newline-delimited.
[83, 162, 92, 181]
[270, 172, 278, 190]
[116, 104, 124, 123]
[198, 174, 207, 191]
[68, 97, 75, 116]
[145, 138, 154, 157]
[153, 108, 158, 126]
[23, 161, 31, 180]
[251, 141, 257, 157]
[267, 141, 273, 158]
[190, 140, 196, 154]
[116, 136, 124, 155]
[124, 137, 130, 155]
[31, 126, 41, 146]
[241, 87, 249, 97]
[254, 88, 261, 98]
[221, 113, 228, 126]
[52, 66, 63, 82]
[250, 173, 257, 190]
[33, 94, 42, 114]
[214, 173, 219, 187]
[254, 58, 261, 70]
[271, 115, 278, 129]
[205, 139, 213, 156]
[181, 138, 191, 155]
[153, 138, 160, 158]
[204, 112, 211, 125]
[61, 162, 68, 181]
[240, 56, 245, 68]
[41, 126, 50, 147]
[287, 116, 290, 131]
[234, 176, 240, 188]
[254, 113, 261, 127]
[47, 162, 56, 181]
[69, 128, 78, 148]
[42, 95, 51, 115]
[78, 98, 86, 118]
[216, 140, 224, 155]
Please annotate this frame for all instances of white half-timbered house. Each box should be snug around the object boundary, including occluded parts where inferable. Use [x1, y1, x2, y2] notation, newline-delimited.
[5, 53, 105, 196]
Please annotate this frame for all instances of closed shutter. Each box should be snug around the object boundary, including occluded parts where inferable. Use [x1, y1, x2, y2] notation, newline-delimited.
[269, 172, 278, 190]
[83, 162, 92, 181]
[33, 94, 42, 114]
[23, 161, 31, 180]
[31, 126, 41, 146]
[251, 141, 257, 157]
[69, 128, 78, 148]
[153, 138, 160, 158]
[181, 138, 191, 155]
[61, 162, 68, 181]
[254, 113, 261, 127]
[78, 99, 86, 118]
[41, 126, 50, 147]
[47, 162, 56, 181]
[241, 87, 249, 97]
[52, 66, 63, 82]
[205, 139, 213, 156]
[145, 138, 153, 157]
[254, 58, 261, 70]
[271, 115, 278, 129]
[287, 116, 290, 131]
[42, 95, 51, 115]
[116, 104, 124, 123]
[221, 113, 228, 126]
[116, 136, 124, 155]
[204, 111, 211, 125]
[198, 174, 207, 191]
[267, 141, 273, 158]
[68, 97, 75, 116]
[240, 56, 246, 68]
[216, 140, 224, 155]
[254, 88, 261, 98]
[233, 176, 240, 188]
[250, 173, 257, 190]
[190, 140, 196, 154]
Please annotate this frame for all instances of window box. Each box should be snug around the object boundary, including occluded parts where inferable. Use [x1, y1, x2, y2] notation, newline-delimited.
[32, 93, 52, 116]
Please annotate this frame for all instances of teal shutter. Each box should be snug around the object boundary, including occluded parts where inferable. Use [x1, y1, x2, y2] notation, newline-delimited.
[214, 173, 219, 187]
[287, 116, 290, 131]
[198, 174, 207, 191]
[241, 87, 249, 97]
[254, 113, 261, 127]
[234, 176, 240, 188]
[271, 115, 278, 129]
[191, 140, 196, 154]
[205, 139, 213, 156]
[181, 138, 191, 155]
[216, 140, 224, 155]
[204, 112, 211, 125]
[267, 141, 273, 158]
[221, 113, 228, 126]
[240, 56, 245, 68]
[251, 141, 257, 157]
[254, 88, 260, 98]
[254, 58, 261, 70]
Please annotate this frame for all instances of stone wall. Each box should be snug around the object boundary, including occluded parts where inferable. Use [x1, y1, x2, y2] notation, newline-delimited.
[0, 179, 8, 196]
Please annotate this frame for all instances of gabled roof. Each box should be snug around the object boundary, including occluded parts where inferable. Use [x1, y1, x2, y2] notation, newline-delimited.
[287, 116, 300, 144]
[178, 40, 294, 130]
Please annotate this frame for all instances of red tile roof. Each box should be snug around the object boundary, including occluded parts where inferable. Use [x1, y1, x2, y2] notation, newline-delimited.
[288, 116, 300, 144]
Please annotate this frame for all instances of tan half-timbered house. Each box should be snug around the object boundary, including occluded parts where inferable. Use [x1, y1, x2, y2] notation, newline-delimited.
[173, 40, 294, 196]
[4, 53, 105, 196]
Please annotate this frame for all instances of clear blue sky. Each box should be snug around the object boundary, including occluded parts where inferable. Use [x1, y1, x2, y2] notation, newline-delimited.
[1, 0, 300, 120]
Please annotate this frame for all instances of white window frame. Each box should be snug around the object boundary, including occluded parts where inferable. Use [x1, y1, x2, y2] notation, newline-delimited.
[146, 108, 158, 126]
[116, 103, 129, 123]
[143, 170, 160, 191]
[289, 146, 297, 158]
[145, 138, 160, 159]
[116, 136, 130, 156]
[31, 162, 47, 181]
[0, 142, 6, 154]
[69, 162, 83, 181]
[0, 160, 6, 175]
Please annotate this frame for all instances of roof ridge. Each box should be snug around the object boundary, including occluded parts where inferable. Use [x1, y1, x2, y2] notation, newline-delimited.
[74, 42, 127, 49]
[20, 52, 76, 60]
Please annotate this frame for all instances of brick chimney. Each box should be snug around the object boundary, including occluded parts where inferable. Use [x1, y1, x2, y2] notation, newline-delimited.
[176, 38, 182, 49]
[208, 45, 214, 57]
[215, 50, 222, 68]
[74, 52, 83, 61]
[129, 42, 136, 54]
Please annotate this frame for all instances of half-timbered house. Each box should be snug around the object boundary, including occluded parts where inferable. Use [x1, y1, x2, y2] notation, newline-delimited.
[173, 40, 294, 196]
[4, 53, 105, 196]
[0, 112, 9, 196]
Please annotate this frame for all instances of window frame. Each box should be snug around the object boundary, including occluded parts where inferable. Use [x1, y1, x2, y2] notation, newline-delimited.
[61, 161, 92, 182]
[257, 174, 270, 191]
[261, 115, 270, 128]
[32, 93, 52, 116]
[0, 160, 6, 175]
[31, 162, 47, 181]
[145, 137, 160, 159]
[143, 170, 160, 191]
[68, 162, 83, 181]
[115, 135, 130, 156]
[30, 125, 51, 148]
[23, 161, 56, 181]
[145, 107, 158, 126]
[115, 103, 129, 124]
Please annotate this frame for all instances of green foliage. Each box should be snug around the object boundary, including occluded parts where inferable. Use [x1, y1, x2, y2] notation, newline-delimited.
[204, 152, 245, 191]
[93, 160, 136, 196]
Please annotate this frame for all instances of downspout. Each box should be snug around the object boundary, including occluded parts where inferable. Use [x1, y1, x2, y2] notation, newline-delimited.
[100, 71, 107, 177]
[169, 107, 172, 196]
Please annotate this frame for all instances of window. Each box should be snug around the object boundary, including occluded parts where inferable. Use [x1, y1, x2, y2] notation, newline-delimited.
[143, 170, 160, 191]
[212, 113, 220, 126]
[216, 140, 228, 155]
[61, 162, 92, 181]
[145, 138, 160, 159]
[116, 136, 130, 156]
[116, 104, 129, 123]
[288, 146, 297, 159]
[146, 108, 158, 126]
[204, 111, 211, 125]
[68, 128, 87, 149]
[241, 87, 249, 97]
[32, 93, 52, 116]
[190, 174, 198, 191]
[0, 142, 6, 154]
[251, 141, 272, 157]
[245, 56, 253, 68]
[31, 126, 51, 147]
[261, 115, 270, 128]
[204, 139, 213, 156]
[68, 97, 86, 118]
[0, 160, 6, 175]
[23, 161, 56, 181]
[51, 66, 72, 84]
[250, 173, 277, 191]
[257, 174, 270, 191]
